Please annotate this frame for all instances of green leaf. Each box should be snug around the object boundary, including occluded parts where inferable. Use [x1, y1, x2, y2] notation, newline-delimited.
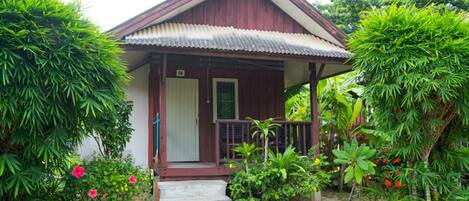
[355, 167, 363, 184]
[356, 159, 368, 171]
[344, 167, 354, 184]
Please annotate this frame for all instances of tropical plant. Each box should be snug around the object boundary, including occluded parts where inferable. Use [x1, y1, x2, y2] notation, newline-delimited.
[0, 0, 128, 199]
[62, 156, 152, 201]
[248, 117, 280, 164]
[333, 139, 376, 201]
[350, 4, 469, 200]
[230, 143, 262, 172]
[228, 145, 331, 201]
[86, 101, 134, 159]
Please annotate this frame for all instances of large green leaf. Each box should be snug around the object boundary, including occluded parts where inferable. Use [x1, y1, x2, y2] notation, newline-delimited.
[354, 166, 363, 184]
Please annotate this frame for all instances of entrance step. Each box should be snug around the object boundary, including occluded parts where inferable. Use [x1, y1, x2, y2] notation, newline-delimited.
[158, 180, 231, 201]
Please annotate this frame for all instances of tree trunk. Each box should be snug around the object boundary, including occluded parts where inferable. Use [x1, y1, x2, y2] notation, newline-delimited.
[338, 164, 345, 192]
[424, 159, 432, 201]
[347, 181, 355, 201]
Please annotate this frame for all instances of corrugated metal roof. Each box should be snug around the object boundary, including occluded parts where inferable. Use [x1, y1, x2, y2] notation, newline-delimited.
[124, 23, 351, 58]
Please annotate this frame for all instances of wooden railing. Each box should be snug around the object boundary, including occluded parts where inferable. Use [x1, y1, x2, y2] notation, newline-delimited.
[215, 120, 312, 167]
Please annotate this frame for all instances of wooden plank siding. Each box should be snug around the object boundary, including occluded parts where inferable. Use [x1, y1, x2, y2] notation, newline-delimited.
[168, 0, 308, 33]
[152, 54, 285, 163]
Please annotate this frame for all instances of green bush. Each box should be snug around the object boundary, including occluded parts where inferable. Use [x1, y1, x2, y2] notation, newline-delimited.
[349, 4, 469, 200]
[86, 101, 134, 159]
[228, 145, 331, 201]
[62, 156, 152, 201]
[0, 0, 128, 199]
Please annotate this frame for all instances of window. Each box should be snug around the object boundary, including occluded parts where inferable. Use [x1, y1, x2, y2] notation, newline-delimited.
[213, 78, 239, 122]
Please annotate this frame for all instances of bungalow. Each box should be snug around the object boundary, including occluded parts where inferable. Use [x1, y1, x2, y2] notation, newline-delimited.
[80, 0, 351, 185]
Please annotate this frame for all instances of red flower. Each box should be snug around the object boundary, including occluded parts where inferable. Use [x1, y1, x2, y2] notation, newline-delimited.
[384, 179, 392, 187]
[71, 165, 85, 179]
[374, 159, 380, 165]
[88, 189, 98, 199]
[393, 157, 401, 164]
[383, 159, 390, 164]
[129, 175, 136, 184]
[394, 181, 403, 189]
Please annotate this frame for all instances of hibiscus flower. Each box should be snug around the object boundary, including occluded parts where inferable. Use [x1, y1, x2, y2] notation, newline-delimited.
[88, 189, 98, 199]
[129, 175, 137, 184]
[71, 165, 85, 179]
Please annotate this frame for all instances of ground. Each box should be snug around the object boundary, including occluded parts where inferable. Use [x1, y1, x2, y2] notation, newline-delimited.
[322, 190, 376, 201]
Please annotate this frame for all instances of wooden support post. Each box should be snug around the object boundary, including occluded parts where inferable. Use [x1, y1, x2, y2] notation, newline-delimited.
[159, 54, 168, 169]
[309, 63, 324, 156]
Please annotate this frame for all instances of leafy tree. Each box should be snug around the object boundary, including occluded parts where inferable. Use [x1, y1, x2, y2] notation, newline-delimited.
[0, 0, 128, 199]
[248, 118, 280, 164]
[349, 5, 469, 200]
[86, 101, 134, 159]
[315, 0, 468, 34]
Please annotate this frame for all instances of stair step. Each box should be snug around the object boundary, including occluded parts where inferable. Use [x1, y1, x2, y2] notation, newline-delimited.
[159, 180, 230, 200]
[160, 195, 231, 201]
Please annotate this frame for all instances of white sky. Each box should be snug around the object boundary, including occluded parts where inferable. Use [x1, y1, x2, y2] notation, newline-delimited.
[62, 0, 330, 31]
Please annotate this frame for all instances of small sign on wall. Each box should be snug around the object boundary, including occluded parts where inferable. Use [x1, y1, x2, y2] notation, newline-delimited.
[176, 69, 185, 77]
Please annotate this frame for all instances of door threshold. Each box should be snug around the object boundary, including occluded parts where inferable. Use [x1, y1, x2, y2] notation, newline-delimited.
[167, 162, 216, 168]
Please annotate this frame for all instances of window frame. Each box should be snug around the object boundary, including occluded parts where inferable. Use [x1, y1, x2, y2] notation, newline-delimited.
[212, 78, 239, 123]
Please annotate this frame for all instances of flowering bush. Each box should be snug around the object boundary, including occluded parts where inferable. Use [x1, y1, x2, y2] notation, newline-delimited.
[62, 156, 152, 200]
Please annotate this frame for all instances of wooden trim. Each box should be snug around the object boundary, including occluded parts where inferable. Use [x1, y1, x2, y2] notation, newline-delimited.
[289, 0, 348, 46]
[215, 121, 220, 168]
[212, 78, 239, 123]
[121, 44, 349, 65]
[109, 0, 194, 39]
[160, 167, 233, 178]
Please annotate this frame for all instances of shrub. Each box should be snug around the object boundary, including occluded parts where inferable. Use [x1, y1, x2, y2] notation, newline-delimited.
[86, 101, 134, 159]
[62, 156, 152, 201]
[228, 145, 330, 201]
[349, 4, 469, 200]
[0, 0, 128, 199]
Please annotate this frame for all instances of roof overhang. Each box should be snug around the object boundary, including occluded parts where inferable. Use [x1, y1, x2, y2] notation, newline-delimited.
[109, 0, 347, 47]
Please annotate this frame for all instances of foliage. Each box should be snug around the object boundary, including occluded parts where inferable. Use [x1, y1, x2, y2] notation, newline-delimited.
[349, 4, 469, 199]
[86, 101, 134, 159]
[62, 156, 152, 200]
[229, 145, 330, 201]
[315, 0, 468, 34]
[333, 139, 376, 185]
[333, 139, 376, 200]
[247, 117, 280, 164]
[0, 0, 128, 199]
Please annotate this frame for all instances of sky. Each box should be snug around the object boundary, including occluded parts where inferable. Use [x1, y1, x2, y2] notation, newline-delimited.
[62, 0, 330, 31]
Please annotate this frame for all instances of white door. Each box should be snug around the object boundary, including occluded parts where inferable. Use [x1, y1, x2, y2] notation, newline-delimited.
[166, 78, 199, 162]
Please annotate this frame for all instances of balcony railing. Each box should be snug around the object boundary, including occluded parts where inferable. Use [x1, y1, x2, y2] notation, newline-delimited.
[215, 120, 312, 167]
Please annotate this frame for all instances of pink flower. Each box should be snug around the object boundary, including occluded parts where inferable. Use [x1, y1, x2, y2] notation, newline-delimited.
[129, 175, 136, 184]
[88, 189, 97, 199]
[71, 165, 85, 179]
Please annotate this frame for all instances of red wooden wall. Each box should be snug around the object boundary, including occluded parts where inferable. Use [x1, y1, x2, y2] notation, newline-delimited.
[169, 0, 308, 33]
[161, 54, 285, 162]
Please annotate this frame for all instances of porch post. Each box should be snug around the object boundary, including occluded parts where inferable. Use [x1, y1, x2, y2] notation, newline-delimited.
[309, 63, 324, 156]
[158, 54, 168, 169]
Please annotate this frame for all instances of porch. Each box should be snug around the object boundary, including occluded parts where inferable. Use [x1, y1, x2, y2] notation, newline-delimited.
[135, 52, 343, 180]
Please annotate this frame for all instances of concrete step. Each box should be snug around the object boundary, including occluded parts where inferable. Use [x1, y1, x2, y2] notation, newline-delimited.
[158, 180, 231, 201]
[160, 195, 231, 201]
